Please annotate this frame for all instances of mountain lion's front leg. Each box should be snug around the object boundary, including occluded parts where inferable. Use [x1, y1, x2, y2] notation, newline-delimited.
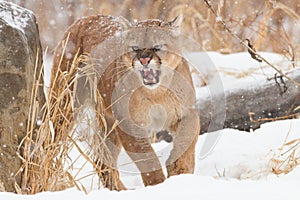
[117, 127, 166, 186]
[166, 109, 200, 177]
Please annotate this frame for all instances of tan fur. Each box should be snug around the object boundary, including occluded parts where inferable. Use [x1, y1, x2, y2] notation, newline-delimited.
[51, 15, 200, 190]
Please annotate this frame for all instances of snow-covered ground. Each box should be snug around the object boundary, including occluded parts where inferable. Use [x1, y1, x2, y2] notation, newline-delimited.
[2, 119, 300, 199]
[2, 52, 300, 199]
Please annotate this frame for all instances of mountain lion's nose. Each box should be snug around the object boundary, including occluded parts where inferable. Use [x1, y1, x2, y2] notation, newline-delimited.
[139, 57, 151, 65]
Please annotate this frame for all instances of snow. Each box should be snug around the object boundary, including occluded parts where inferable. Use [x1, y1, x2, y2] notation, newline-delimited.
[3, 175, 299, 200]
[196, 119, 300, 179]
[2, 119, 300, 199]
[2, 52, 300, 199]
[0, 1, 33, 33]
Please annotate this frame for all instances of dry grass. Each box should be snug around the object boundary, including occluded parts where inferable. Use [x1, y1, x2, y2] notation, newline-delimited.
[269, 130, 300, 175]
[16, 52, 78, 193]
[15, 45, 116, 193]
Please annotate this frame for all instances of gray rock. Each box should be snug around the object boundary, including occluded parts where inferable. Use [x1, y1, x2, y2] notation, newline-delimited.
[0, 1, 44, 192]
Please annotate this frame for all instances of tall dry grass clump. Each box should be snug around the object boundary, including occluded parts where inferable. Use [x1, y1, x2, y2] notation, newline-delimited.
[17, 49, 115, 194]
[16, 53, 79, 193]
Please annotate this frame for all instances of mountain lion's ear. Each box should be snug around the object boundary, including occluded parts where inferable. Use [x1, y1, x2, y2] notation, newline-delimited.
[169, 14, 183, 28]
[119, 16, 131, 30]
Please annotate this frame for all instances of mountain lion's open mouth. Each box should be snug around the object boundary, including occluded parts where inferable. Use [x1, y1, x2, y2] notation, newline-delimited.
[140, 66, 160, 85]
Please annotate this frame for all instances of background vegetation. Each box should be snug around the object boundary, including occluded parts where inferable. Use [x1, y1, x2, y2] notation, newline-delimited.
[11, 0, 300, 59]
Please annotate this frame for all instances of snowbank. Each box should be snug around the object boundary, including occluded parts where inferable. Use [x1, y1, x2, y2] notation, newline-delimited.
[1, 119, 300, 199]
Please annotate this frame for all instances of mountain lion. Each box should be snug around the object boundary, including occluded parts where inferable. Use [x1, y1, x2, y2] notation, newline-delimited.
[51, 14, 200, 190]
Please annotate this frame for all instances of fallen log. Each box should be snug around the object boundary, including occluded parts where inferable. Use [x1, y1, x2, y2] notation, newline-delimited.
[198, 68, 300, 134]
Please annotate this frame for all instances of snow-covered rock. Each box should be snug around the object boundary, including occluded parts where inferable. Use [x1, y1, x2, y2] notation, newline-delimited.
[0, 1, 44, 192]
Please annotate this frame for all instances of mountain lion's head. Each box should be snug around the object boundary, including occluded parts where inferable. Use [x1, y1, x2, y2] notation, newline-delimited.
[115, 15, 184, 88]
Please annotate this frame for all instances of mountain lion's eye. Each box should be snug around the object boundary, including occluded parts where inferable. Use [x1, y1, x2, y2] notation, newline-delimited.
[131, 46, 139, 51]
[152, 44, 163, 51]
